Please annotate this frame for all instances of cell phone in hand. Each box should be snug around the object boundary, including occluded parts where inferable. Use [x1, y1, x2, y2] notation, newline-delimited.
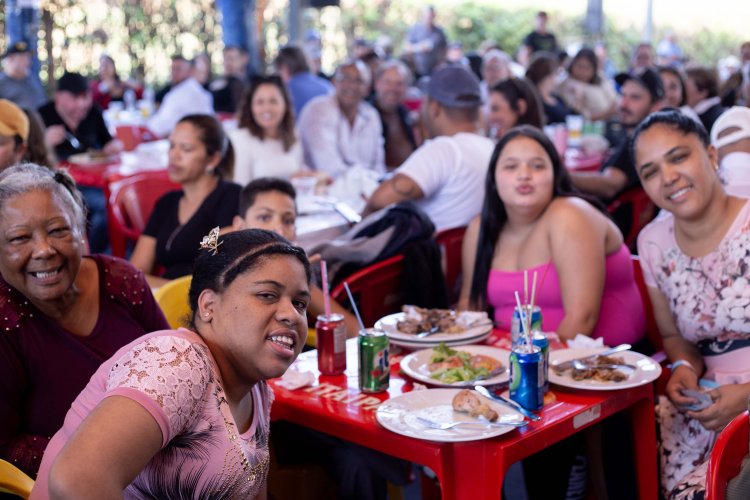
[679, 389, 712, 411]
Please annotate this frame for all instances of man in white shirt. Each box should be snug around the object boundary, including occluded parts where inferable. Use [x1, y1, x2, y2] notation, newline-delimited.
[364, 65, 494, 232]
[147, 64, 213, 138]
[298, 60, 384, 179]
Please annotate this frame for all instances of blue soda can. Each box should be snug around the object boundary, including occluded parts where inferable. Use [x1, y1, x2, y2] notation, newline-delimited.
[509, 345, 544, 411]
[532, 331, 549, 394]
[511, 306, 542, 348]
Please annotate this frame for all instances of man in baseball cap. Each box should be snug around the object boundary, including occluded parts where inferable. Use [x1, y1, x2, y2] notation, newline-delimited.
[0, 41, 47, 110]
[364, 65, 494, 231]
[0, 98, 29, 171]
[571, 67, 666, 201]
[569, 66, 665, 237]
[711, 106, 750, 193]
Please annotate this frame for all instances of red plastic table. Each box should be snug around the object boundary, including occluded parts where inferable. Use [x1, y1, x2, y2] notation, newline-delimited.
[60, 158, 125, 189]
[564, 148, 606, 172]
[269, 334, 658, 500]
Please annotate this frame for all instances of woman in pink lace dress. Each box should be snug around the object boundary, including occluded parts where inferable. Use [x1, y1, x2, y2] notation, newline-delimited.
[634, 110, 750, 499]
[32, 229, 311, 499]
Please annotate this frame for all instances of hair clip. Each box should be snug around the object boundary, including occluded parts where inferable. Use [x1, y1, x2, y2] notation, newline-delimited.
[199, 226, 222, 255]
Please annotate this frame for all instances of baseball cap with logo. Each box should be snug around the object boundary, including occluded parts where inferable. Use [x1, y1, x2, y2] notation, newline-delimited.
[425, 65, 482, 108]
[0, 99, 30, 141]
[3, 41, 31, 58]
[615, 68, 665, 102]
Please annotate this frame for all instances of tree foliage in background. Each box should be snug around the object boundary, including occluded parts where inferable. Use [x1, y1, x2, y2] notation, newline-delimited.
[0, 0, 221, 87]
[0, 0, 744, 89]
[329, 0, 742, 73]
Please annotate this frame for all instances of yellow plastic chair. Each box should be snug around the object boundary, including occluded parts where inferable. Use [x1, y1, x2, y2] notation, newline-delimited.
[0, 459, 34, 499]
[153, 275, 193, 329]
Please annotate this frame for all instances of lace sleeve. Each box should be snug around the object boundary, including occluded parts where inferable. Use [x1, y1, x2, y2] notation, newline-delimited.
[106, 335, 212, 438]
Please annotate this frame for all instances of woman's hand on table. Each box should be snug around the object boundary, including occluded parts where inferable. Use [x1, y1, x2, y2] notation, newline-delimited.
[689, 383, 750, 431]
[665, 364, 700, 408]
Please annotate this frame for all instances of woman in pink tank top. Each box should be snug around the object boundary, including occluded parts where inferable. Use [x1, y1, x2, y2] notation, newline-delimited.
[459, 125, 645, 345]
[32, 229, 311, 499]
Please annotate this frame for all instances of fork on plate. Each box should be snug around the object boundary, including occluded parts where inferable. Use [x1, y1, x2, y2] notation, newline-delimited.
[416, 416, 525, 430]
[571, 359, 637, 371]
[415, 325, 440, 338]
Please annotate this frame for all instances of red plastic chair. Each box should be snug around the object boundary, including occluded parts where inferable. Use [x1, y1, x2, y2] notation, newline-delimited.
[631, 256, 663, 356]
[631, 255, 670, 396]
[435, 226, 467, 305]
[106, 171, 179, 257]
[115, 125, 158, 152]
[707, 411, 749, 500]
[330, 255, 405, 328]
[608, 188, 656, 250]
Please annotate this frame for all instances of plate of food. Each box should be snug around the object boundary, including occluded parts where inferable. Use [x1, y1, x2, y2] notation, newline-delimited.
[376, 388, 525, 442]
[375, 306, 492, 348]
[67, 151, 120, 166]
[549, 348, 662, 391]
[400, 344, 510, 387]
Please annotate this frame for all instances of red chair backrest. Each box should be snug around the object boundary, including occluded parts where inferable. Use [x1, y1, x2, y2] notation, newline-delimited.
[330, 255, 405, 328]
[435, 226, 467, 305]
[707, 411, 749, 500]
[631, 255, 663, 355]
[106, 171, 179, 257]
[115, 125, 158, 152]
[608, 188, 656, 250]
[631, 255, 670, 394]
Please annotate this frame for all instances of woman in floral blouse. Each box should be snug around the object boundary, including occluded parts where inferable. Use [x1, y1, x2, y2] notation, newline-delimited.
[634, 110, 750, 500]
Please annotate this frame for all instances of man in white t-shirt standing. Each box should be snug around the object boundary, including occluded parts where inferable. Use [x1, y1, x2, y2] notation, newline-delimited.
[364, 65, 494, 232]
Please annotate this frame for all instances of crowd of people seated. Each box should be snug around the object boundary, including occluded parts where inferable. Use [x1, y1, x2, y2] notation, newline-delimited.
[0, 5, 749, 499]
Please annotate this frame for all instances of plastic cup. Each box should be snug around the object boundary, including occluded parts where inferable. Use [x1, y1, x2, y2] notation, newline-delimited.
[291, 176, 317, 197]
[566, 115, 584, 148]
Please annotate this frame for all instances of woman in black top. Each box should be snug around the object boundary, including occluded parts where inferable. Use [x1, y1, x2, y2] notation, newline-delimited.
[526, 52, 573, 125]
[130, 114, 240, 287]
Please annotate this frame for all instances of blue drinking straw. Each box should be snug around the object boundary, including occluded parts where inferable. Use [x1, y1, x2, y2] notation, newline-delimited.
[343, 282, 367, 335]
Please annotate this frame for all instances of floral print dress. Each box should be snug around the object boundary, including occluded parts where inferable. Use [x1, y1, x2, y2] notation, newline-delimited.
[638, 200, 750, 500]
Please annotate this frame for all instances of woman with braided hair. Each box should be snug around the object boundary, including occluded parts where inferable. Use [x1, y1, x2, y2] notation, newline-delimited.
[33, 228, 310, 499]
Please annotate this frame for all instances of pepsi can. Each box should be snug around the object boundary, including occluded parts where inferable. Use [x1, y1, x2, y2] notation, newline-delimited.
[509, 344, 544, 411]
[511, 306, 542, 348]
[532, 331, 550, 394]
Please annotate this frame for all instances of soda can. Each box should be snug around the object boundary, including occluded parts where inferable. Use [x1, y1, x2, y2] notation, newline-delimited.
[511, 306, 542, 349]
[531, 331, 550, 394]
[316, 313, 347, 375]
[509, 344, 544, 411]
[358, 328, 389, 393]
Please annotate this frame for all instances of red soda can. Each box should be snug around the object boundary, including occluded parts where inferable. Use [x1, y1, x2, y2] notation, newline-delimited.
[316, 313, 347, 375]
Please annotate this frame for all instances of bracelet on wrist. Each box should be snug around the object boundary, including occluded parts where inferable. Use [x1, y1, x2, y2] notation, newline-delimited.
[670, 359, 696, 372]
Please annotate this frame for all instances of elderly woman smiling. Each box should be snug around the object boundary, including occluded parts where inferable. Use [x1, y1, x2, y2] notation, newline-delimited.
[0, 164, 169, 477]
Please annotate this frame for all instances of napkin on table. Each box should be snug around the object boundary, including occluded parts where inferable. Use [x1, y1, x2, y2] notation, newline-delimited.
[566, 334, 605, 349]
[277, 369, 315, 390]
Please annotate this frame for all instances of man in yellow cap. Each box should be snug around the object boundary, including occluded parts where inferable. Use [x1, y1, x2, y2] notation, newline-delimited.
[0, 98, 29, 171]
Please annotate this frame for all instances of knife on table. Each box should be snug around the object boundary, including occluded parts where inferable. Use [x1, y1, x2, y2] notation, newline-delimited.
[474, 385, 541, 421]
